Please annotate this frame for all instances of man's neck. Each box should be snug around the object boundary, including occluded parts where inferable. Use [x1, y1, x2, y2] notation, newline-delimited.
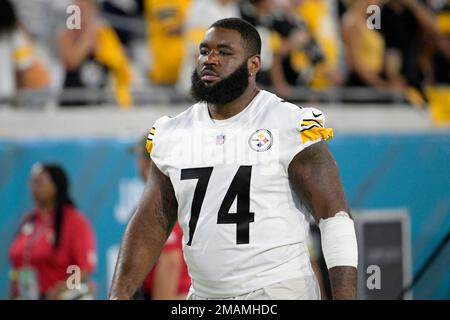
[207, 84, 259, 120]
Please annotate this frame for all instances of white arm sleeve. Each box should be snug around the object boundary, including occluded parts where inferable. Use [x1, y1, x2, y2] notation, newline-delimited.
[318, 211, 358, 269]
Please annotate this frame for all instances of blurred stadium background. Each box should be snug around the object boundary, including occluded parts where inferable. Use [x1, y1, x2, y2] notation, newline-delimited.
[0, 0, 449, 299]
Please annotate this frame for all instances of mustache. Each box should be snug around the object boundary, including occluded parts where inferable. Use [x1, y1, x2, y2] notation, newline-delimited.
[199, 66, 219, 77]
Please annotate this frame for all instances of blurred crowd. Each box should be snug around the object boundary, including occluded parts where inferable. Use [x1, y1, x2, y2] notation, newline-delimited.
[1, 0, 449, 108]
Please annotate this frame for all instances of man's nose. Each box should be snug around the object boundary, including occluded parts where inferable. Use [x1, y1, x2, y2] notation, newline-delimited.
[204, 50, 219, 65]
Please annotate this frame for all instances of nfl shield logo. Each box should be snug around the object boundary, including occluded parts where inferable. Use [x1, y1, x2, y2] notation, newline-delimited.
[216, 134, 226, 145]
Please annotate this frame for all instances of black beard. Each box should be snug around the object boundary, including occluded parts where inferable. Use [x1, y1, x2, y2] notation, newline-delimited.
[190, 62, 249, 105]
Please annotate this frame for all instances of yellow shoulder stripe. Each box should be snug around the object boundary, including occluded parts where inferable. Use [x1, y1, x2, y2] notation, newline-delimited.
[300, 127, 333, 143]
[146, 139, 154, 155]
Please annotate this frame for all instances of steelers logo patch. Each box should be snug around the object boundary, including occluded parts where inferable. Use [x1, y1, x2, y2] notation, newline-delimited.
[248, 129, 273, 152]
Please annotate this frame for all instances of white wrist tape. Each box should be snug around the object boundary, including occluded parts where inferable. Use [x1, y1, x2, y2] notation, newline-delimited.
[318, 211, 358, 269]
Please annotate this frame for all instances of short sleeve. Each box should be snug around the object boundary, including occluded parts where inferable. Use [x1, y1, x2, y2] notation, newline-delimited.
[280, 106, 334, 170]
[146, 116, 172, 176]
[71, 214, 97, 273]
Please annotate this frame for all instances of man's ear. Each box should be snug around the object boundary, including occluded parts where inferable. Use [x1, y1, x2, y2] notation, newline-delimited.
[247, 54, 261, 78]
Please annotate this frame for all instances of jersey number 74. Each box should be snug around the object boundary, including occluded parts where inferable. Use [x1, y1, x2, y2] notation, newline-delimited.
[180, 166, 254, 246]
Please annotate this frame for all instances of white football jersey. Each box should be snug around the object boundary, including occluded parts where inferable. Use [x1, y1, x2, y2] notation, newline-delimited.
[146, 90, 333, 298]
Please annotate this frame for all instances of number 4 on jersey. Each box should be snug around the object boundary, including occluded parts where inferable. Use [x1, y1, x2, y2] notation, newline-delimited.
[217, 166, 254, 244]
[181, 166, 254, 246]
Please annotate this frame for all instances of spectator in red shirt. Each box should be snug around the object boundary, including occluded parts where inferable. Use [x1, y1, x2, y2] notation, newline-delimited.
[129, 134, 191, 300]
[9, 163, 97, 299]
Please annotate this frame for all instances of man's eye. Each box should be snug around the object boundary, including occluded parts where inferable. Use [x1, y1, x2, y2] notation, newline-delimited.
[200, 49, 209, 55]
[219, 51, 230, 55]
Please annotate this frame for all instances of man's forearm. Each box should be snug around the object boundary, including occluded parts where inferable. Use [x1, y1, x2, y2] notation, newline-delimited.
[329, 266, 357, 300]
[288, 142, 358, 299]
[319, 211, 358, 300]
